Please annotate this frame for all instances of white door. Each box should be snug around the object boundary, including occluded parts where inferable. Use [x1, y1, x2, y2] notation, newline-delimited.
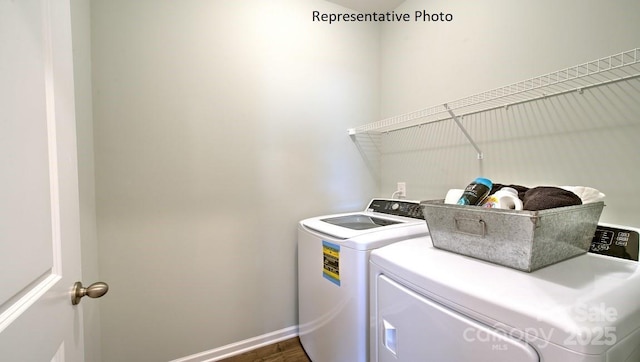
[0, 0, 86, 361]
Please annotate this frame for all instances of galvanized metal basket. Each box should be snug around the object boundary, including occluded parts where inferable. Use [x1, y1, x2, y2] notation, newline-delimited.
[421, 200, 605, 272]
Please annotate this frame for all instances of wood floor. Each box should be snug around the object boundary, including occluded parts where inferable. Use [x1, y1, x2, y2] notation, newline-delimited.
[219, 337, 311, 362]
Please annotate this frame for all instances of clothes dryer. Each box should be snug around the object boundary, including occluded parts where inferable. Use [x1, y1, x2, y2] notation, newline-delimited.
[298, 199, 428, 362]
[370, 223, 640, 362]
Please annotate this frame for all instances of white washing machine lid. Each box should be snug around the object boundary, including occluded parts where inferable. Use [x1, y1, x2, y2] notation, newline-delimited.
[300, 212, 428, 250]
[370, 226, 640, 355]
[298, 198, 429, 250]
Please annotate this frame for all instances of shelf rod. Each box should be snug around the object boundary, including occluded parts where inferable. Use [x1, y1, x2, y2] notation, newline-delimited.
[445, 104, 483, 160]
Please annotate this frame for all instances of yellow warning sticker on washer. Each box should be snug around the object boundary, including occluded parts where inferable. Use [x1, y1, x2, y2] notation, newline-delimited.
[323, 240, 340, 286]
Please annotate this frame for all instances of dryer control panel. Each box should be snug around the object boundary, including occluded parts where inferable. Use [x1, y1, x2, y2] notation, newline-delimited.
[367, 199, 425, 220]
[590, 225, 639, 261]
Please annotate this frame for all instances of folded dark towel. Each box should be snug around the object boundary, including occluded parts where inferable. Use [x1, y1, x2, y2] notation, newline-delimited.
[523, 186, 582, 211]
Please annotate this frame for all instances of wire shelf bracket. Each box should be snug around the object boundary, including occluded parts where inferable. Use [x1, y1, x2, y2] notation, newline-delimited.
[445, 104, 483, 160]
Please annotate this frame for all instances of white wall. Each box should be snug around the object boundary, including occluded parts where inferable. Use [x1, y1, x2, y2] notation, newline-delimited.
[90, 0, 379, 361]
[377, 0, 640, 226]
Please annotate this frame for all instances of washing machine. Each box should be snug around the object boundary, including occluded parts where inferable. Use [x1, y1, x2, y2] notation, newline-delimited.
[369, 223, 640, 362]
[298, 198, 428, 362]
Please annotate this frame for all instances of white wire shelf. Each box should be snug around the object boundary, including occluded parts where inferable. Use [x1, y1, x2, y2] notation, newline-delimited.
[348, 48, 640, 135]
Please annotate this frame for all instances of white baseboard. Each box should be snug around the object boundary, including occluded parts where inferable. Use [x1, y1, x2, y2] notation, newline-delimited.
[169, 325, 299, 362]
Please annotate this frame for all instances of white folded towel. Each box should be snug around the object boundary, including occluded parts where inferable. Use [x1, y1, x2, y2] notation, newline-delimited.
[560, 186, 606, 204]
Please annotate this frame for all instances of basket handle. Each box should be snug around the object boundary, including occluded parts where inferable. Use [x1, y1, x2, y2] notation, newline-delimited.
[454, 217, 487, 237]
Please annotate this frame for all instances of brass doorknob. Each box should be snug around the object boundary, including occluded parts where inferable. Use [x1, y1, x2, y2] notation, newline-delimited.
[71, 281, 109, 305]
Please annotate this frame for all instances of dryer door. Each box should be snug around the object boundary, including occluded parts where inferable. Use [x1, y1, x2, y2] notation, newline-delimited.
[374, 275, 539, 362]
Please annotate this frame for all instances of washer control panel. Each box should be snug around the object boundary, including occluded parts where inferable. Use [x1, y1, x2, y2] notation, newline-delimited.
[367, 199, 424, 220]
[590, 225, 639, 261]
